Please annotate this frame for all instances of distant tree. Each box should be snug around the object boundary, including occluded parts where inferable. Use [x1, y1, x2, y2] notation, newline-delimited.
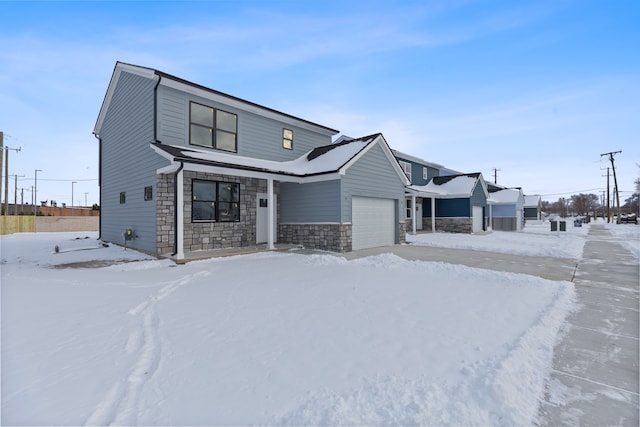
[570, 193, 600, 216]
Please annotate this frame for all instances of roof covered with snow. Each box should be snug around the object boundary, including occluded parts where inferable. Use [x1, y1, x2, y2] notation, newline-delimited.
[151, 133, 401, 183]
[487, 188, 524, 205]
[524, 195, 541, 207]
[408, 173, 487, 198]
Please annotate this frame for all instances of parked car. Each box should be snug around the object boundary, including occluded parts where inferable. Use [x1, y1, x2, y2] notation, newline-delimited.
[621, 213, 638, 224]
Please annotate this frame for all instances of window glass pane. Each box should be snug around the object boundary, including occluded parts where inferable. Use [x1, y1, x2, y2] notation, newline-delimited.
[193, 201, 215, 221]
[283, 129, 293, 140]
[283, 138, 292, 149]
[218, 202, 240, 222]
[193, 181, 216, 201]
[191, 124, 212, 147]
[216, 130, 236, 152]
[216, 110, 237, 133]
[218, 183, 239, 202]
[191, 103, 214, 127]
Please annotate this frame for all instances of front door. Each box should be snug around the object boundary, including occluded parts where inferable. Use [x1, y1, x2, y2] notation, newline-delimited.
[256, 193, 277, 244]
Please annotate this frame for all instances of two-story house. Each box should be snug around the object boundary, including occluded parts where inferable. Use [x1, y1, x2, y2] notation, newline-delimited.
[93, 62, 409, 261]
[393, 150, 488, 234]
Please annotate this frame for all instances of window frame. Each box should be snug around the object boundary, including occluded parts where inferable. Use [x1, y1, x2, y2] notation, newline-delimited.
[191, 180, 241, 223]
[399, 160, 412, 182]
[283, 128, 293, 150]
[119, 192, 126, 204]
[189, 101, 238, 153]
[144, 186, 153, 201]
[423, 167, 429, 180]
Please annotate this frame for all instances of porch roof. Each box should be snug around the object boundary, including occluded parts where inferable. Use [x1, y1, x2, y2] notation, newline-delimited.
[407, 173, 487, 199]
[150, 134, 380, 182]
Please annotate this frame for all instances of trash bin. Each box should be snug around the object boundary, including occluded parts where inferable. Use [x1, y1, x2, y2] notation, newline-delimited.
[560, 221, 566, 231]
[551, 221, 557, 231]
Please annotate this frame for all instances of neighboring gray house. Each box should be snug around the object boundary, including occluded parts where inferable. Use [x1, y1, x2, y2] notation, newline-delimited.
[93, 62, 409, 261]
[408, 173, 489, 233]
[487, 187, 525, 231]
[524, 195, 542, 221]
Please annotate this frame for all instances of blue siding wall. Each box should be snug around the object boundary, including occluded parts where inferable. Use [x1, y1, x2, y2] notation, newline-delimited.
[157, 86, 332, 162]
[99, 71, 169, 253]
[395, 156, 439, 186]
[470, 182, 487, 208]
[280, 180, 341, 223]
[342, 143, 406, 237]
[434, 198, 470, 217]
[493, 204, 517, 217]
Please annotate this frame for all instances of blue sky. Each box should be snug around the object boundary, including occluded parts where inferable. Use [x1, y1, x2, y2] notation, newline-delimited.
[1, 0, 638, 207]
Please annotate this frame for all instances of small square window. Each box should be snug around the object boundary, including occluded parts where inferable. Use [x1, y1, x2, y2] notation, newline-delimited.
[283, 128, 293, 150]
[144, 186, 153, 201]
[120, 192, 126, 204]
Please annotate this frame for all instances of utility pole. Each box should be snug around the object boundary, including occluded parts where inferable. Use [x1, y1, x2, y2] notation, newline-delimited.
[601, 151, 622, 224]
[20, 188, 24, 214]
[0, 132, 3, 212]
[492, 167, 501, 184]
[10, 174, 25, 215]
[4, 145, 21, 216]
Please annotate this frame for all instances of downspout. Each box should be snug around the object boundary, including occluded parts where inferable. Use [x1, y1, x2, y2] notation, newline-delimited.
[93, 133, 102, 241]
[153, 74, 162, 141]
[172, 162, 184, 259]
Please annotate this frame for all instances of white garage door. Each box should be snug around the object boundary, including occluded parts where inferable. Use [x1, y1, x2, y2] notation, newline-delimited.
[352, 196, 396, 250]
[472, 205, 484, 233]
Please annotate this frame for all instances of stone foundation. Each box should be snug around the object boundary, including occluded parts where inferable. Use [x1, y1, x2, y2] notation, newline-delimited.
[422, 217, 473, 233]
[279, 223, 352, 252]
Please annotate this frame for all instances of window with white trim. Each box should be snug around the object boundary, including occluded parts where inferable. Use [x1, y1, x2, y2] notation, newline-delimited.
[399, 160, 412, 182]
[283, 128, 293, 150]
[423, 167, 429, 180]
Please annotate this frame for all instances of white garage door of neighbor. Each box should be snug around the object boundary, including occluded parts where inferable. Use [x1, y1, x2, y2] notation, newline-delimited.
[352, 196, 395, 250]
[472, 205, 484, 233]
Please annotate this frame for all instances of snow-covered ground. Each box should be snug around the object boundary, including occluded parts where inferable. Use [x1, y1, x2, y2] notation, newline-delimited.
[1, 230, 578, 425]
[407, 220, 589, 259]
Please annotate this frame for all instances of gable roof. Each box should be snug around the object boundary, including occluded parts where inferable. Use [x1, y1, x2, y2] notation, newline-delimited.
[94, 61, 339, 137]
[524, 195, 542, 207]
[408, 172, 488, 199]
[487, 188, 524, 204]
[151, 133, 409, 185]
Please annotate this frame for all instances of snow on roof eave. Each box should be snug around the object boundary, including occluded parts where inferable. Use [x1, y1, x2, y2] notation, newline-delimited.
[151, 143, 351, 184]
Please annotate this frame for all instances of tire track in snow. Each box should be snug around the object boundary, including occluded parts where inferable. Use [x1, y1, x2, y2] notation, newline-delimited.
[84, 270, 210, 426]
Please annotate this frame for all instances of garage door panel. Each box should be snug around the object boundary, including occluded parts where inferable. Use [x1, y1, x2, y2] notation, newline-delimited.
[352, 197, 395, 250]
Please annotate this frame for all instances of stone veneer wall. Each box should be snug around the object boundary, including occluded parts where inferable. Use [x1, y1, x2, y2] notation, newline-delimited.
[156, 173, 175, 255]
[156, 171, 278, 255]
[422, 217, 473, 233]
[279, 223, 352, 252]
[398, 221, 407, 244]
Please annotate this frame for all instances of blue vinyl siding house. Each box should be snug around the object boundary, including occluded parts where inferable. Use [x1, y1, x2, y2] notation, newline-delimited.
[94, 62, 409, 260]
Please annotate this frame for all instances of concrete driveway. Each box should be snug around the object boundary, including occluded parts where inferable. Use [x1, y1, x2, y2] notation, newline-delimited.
[342, 224, 639, 426]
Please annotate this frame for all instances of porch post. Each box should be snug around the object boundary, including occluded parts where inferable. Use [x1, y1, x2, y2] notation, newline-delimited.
[267, 178, 275, 250]
[176, 167, 185, 261]
[431, 197, 436, 233]
[489, 203, 493, 230]
[411, 193, 417, 235]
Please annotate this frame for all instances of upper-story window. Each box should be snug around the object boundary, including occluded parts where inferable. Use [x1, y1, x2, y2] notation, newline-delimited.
[283, 128, 293, 150]
[189, 102, 237, 152]
[423, 167, 429, 180]
[399, 160, 412, 182]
